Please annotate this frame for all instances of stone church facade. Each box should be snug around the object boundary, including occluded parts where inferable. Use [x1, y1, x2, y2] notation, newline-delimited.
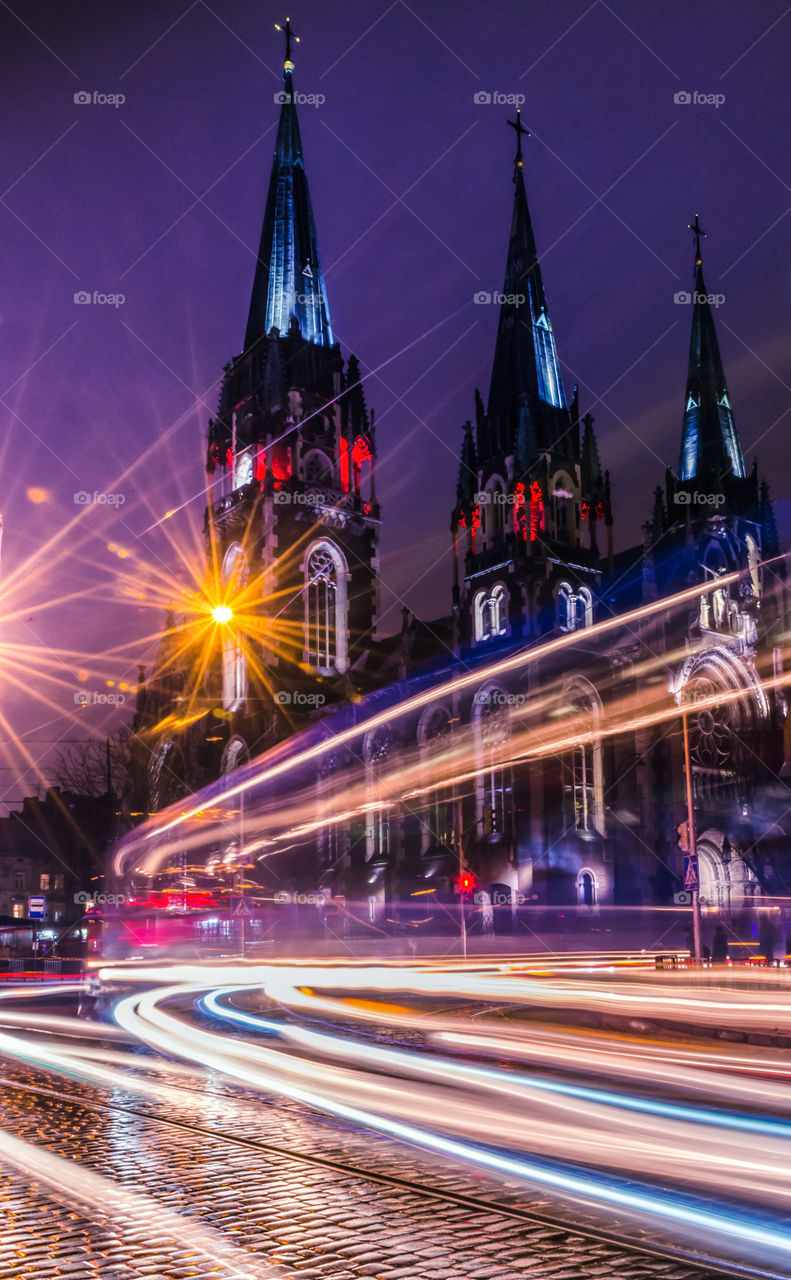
[127, 32, 791, 930]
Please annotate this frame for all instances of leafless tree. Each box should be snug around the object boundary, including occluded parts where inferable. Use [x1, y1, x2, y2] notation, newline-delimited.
[53, 728, 132, 799]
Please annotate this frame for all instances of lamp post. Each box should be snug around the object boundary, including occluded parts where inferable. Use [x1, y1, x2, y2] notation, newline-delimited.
[681, 694, 702, 963]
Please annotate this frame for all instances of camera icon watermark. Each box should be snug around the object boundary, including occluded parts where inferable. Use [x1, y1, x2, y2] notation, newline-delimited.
[473, 91, 525, 106]
[74, 290, 126, 308]
[475, 689, 527, 707]
[673, 90, 725, 109]
[273, 90, 325, 107]
[673, 491, 725, 507]
[74, 689, 126, 708]
[273, 490, 327, 506]
[273, 890, 327, 905]
[673, 290, 724, 308]
[474, 290, 525, 306]
[473, 889, 530, 906]
[274, 690, 326, 707]
[74, 490, 126, 507]
[673, 891, 692, 905]
[74, 90, 126, 108]
[74, 891, 126, 905]
[475, 490, 516, 506]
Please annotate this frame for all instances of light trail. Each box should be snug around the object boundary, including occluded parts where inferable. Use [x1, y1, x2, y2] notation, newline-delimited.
[6, 967, 791, 1273]
[201, 986, 791, 1141]
[132, 561, 754, 848]
[107, 971, 791, 1273]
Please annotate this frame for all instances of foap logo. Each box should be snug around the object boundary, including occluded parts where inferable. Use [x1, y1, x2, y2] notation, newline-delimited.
[673, 290, 725, 308]
[274, 690, 326, 707]
[474, 290, 525, 306]
[476, 490, 516, 506]
[273, 890, 327, 905]
[74, 90, 126, 108]
[476, 690, 527, 707]
[74, 290, 126, 308]
[674, 491, 725, 507]
[74, 891, 126, 905]
[74, 490, 126, 507]
[473, 91, 525, 106]
[674, 90, 725, 109]
[274, 90, 325, 106]
[74, 689, 126, 708]
[273, 490, 327, 506]
[474, 890, 533, 906]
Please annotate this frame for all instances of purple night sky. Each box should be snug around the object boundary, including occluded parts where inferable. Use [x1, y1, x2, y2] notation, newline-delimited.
[0, 0, 789, 809]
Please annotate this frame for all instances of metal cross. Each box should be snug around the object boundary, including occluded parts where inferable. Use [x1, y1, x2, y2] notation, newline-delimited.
[507, 109, 530, 167]
[275, 17, 299, 66]
[688, 213, 706, 262]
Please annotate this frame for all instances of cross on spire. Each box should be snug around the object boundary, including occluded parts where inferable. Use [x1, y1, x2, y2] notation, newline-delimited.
[688, 212, 706, 265]
[507, 108, 530, 168]
[275, 16, 299, 69]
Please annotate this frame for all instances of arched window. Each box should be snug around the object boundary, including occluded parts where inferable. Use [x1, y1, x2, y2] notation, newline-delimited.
[317, 749, 340, 871]
[481, 477, 506, 542]
[551, 472, 576, 543]
[221, 544, 247, 712]
[474, 584, 508, 642]
[364, 726, 392, 863]
[148, 740, 187, 812]
[513, 481, 527, 541]
[220, 736, 249, 776]
[529, 481, 545, 542]
[561, 683, 604, 836]
[352, 436, 374, 506]
[475, 689, 512, 839]
[418, 706, 453, 851]
[305, 540, 348, 674]
[576, 587, 593, 630]
[557, 582, 574, 632]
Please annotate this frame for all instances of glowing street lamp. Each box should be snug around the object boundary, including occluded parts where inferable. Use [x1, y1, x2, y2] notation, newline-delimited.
[212, 605, 233, 624]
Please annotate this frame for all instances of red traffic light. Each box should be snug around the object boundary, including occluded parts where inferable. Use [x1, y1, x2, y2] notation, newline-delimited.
[457, 871, 477, 895]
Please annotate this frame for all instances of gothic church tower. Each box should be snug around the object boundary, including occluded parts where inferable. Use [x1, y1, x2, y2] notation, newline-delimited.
[451, 112, 612, 651]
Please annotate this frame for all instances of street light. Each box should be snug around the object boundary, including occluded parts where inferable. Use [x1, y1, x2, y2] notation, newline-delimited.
[212, 605, 233, 624]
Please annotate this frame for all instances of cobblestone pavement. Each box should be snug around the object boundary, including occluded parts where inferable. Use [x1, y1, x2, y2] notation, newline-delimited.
[0, 1024, 735, 1280]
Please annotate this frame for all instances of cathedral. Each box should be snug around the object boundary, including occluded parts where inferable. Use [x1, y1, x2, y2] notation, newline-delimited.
[128, 28, 790, 932]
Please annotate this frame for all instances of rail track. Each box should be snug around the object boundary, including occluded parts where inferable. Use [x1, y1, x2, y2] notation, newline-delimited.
[0, 1066, 759, 1280]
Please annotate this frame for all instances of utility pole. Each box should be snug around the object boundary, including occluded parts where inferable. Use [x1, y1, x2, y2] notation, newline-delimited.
[454, 795, 467, 959]
[681, 697, 702, 963]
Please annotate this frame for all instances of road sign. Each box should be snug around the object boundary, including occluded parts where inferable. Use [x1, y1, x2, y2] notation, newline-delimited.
[230, 897, 252, 917]
[28, 896, 45, 920]
[683, 854, 699, 890]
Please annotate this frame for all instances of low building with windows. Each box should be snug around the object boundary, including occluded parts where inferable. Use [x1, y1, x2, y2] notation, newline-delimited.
[0, 788, 111, 952]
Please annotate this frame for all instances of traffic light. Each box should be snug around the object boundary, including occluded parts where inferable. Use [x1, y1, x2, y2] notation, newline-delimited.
[457, 871, 477, 896]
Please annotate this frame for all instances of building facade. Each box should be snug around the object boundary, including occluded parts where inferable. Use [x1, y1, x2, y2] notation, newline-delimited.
[127, 32, 790, 934]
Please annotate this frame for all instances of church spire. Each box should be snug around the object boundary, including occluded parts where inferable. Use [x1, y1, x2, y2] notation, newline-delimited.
[487, 110, 566, 419]
[244, 20, 333, 354]
[678, 217, 745, 484]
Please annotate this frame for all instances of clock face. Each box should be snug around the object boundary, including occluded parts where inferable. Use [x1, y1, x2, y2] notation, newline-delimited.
[233, 451, 254, 489]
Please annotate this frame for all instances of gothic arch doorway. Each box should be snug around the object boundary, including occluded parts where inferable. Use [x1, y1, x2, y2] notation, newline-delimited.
[577, 868, 597, 908]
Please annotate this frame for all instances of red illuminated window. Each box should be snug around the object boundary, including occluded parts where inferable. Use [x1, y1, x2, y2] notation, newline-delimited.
[529, 482, 545, 542]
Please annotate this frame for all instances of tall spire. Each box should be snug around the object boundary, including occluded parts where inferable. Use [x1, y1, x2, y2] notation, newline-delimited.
[487, 110, 566, 419]
[678, 217, 745, 484]
[244, 20, 333, 354]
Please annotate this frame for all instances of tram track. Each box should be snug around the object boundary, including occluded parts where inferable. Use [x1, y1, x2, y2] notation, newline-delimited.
[0, 1069, 762, 1280]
